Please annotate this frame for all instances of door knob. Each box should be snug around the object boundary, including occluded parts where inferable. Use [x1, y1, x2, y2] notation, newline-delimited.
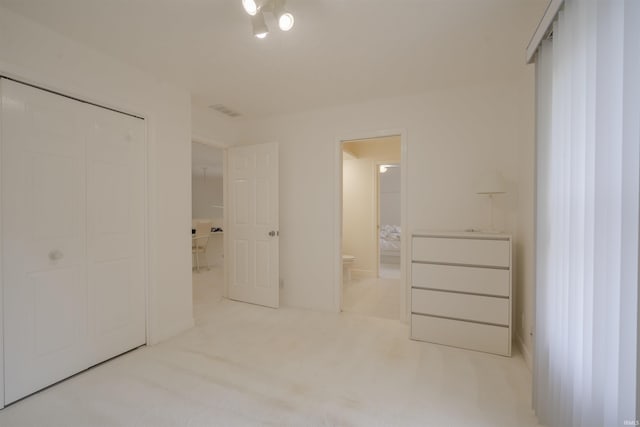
[48, 250, 64, 261]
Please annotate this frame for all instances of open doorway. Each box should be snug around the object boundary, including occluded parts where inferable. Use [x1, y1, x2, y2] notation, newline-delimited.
[191, 141, 224, 314]
[340, 136, 402, 320]
[378, 162, 401, 279]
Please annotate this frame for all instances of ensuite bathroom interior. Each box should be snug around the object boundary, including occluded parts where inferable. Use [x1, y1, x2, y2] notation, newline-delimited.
[341, 136, 401, 320]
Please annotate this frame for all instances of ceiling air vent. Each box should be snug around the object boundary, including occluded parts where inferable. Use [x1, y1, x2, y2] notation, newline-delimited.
[209, 104, 241, 118]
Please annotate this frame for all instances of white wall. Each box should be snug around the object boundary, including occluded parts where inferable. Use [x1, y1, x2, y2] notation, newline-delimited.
[237, 73, 536, 363]
[192, 174, 224, 220]
[380, 167, 401, 227]
[192, 105, 239, 147]
[0, 6, 194, 344]
[514, 73, 536, 369]
[343, 158, 377, 276]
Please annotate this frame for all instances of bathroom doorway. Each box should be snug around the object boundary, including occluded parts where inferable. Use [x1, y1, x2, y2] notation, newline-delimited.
[378, 162, 401, 279]
[340, 135, 403, 320]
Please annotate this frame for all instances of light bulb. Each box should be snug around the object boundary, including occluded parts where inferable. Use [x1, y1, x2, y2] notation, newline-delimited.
[379, 165, 388, 173]
[278, 12, 294, 31]
[242, 0, 258, 16]
[255, 32, 268, 39]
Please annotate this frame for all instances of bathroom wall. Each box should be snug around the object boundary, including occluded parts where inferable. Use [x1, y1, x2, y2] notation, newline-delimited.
[379, 166, 401, 227]
[342, 136, 401, 278]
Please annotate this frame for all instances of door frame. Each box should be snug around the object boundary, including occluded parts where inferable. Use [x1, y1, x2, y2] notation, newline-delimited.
[0, 78, 4, 408]
[0, 73, 151, 408]
[190, 135, 228, 286]
[190, 135, 230, 298]
[333, 129, 409, 321]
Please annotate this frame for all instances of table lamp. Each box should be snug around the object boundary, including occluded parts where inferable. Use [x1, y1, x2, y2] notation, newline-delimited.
[476, 171, 506, 232]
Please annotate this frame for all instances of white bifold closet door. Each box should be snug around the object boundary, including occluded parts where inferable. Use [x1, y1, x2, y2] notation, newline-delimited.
[1, 79, 146, 405]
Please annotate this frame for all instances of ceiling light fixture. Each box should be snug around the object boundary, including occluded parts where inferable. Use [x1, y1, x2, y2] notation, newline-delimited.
[242, 0, 258, 16]
[379, 164, 399, 173]
[273, 0, 294, 31]
[242, 0, 295, 38]
[251, 11, 269, 39]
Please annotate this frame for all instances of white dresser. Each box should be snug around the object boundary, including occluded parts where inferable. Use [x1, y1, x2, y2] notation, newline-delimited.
[410, 231, 512, 356]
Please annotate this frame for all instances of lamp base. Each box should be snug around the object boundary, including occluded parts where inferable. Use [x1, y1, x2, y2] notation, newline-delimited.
[480, 229, 504, 234]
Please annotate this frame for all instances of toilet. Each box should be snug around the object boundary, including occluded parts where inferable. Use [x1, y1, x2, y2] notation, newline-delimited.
[342, 254, 356, 282]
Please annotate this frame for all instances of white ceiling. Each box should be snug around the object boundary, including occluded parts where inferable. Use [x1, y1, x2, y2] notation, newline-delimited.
[192, 142, 223, 176]
[0, 0, 546, 119]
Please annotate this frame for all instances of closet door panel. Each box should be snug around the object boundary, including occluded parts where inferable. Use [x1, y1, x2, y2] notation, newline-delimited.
[1, 80, 88, 404]
[2, 79, 147, 405]
[86, 106, 146, 364]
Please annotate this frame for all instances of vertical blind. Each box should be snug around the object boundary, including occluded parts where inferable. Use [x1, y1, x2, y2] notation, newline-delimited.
[534, 1, 639, 426]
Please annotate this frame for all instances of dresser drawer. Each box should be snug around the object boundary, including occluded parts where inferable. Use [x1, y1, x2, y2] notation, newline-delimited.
[411, 314, 510, 356]
[412, 263, 509, 297]
[412, 288, 509, 325]
[412, 236, 510, 267]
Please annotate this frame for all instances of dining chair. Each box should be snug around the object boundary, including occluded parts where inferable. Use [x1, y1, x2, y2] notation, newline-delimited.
[192, 221, 212, 272]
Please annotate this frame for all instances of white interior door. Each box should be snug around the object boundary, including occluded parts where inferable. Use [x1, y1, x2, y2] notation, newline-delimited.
[1, 79, 146, 405]
[227, 143, 279, 308]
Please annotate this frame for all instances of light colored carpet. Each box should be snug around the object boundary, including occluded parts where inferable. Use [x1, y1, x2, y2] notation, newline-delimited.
[0, 267, 540, 426]
[342, 274, 401, 320]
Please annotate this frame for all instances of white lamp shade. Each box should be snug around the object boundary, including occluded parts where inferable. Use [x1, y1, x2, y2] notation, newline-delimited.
[476, 171, 506, 194]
